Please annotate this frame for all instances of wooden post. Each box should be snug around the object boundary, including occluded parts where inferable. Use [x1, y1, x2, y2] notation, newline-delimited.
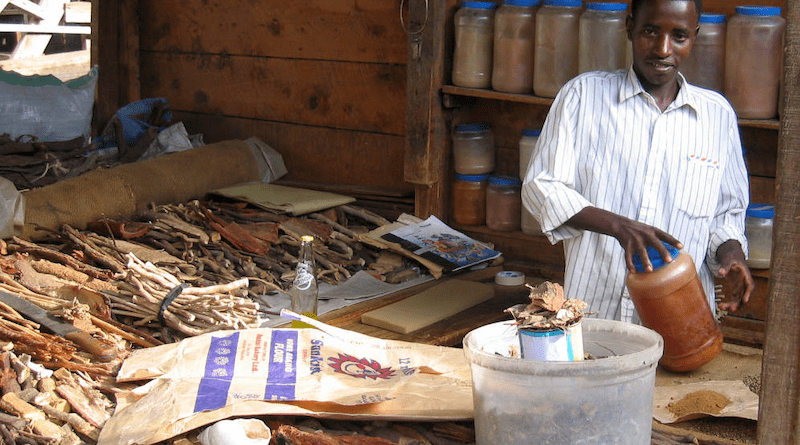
[757, 0, 800, 440]
[92, 0, 140, 135]
[405, 0, 456, 219]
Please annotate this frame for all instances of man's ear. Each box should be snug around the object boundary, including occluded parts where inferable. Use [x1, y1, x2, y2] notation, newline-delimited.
[626, 14, 634, 40]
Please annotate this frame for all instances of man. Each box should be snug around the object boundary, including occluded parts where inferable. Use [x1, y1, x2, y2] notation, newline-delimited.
[521, 0, 754, 322]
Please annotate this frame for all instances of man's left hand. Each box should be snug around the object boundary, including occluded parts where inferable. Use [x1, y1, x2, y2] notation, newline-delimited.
[716, 240, 755, 312]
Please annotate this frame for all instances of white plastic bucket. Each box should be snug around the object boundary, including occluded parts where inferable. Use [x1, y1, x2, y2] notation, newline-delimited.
[463, 318, 663, 445]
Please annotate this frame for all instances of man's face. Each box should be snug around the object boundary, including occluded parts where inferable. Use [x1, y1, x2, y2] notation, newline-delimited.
[626, 0, 699, 91]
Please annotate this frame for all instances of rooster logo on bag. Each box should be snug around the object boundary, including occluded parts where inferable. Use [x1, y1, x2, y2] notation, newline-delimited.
[328, 353, 396, 380]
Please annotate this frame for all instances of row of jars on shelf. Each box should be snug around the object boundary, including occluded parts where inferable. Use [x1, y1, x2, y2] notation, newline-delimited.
[453, 0, 785, 119]
[452, 123, 543, 234]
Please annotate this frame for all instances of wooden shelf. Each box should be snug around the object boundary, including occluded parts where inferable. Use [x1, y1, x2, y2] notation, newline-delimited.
[442, 84, 781, 130]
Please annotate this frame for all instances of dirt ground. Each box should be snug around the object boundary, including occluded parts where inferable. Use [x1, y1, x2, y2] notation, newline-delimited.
[655, 343, 763, 444]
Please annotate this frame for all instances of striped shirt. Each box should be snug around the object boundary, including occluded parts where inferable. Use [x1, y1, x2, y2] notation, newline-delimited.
[521, 68, 749, 322]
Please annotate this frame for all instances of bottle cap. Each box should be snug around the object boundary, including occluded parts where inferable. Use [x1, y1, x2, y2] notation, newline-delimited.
[585, 2, 627, 11]
[746, 203, 775, 219]
[631, 241, 680, 273]
[543, 0, 583, 8]
[503, 0, 540, 6]
[455, 173, 490, 182]
[699, 13, 726, 23]
[489, 175, 523, 186]
[462, 1, 498, 9]
[301, 235, 314, 242]
[495, 271, 526, 286]
[735, 5, 781, 16]
[455, 123, 491, 133]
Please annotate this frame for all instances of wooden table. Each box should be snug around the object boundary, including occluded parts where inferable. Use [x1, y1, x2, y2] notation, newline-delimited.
[317, 265, 540, 347]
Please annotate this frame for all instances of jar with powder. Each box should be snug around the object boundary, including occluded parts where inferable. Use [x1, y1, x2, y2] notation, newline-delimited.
[453, 173, 489, 225]
[452, 123, 496, 175]
[492, 0, 540, 93]
[452, 1, 498, 89]
[486, 175, 522, 231]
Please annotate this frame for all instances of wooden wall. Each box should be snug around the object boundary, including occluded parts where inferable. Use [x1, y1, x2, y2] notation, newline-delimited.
[96, 0, 415, 200]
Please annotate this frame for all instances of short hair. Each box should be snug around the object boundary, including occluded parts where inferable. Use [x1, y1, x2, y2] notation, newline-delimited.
[630, 0, 702, 20]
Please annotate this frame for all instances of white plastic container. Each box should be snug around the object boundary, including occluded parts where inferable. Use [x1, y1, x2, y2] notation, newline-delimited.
[452, 1, 498, 89]
[724, 5, 785, 119]
[463, 318, 663, 445]
[578, 2, 629, 74]
[492, 0, 539, 93]
[534, 0, 583, 98]
[452, 123, 496, 174]
[681, 13, 726, 92]
[745, 203, 774, 269]
[519, 128, 544, 236]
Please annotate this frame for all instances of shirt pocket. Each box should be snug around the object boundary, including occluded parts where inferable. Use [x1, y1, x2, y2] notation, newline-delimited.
[674, 155, 723, 218]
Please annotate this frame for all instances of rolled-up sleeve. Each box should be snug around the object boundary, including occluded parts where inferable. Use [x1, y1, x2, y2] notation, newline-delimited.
[522, 85, 593, 244]
[706, 121, 749, 274]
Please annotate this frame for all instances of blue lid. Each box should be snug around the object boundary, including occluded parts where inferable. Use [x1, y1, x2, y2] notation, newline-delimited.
[462, 1, 499, 9]
[699, 12, 726, 23]
[489, 175, 523, 186]
[455, 173, 490, 182]
[455, 123, 491, 132]
[503, 0, 540, 6]
[735, 5, 782, 16]
[747, 203, 775, 219]
[543, 0, 583, 7]
[631, 241, 681, 273]
[522, 128, 542, 137]
[586, 2, 627, 11]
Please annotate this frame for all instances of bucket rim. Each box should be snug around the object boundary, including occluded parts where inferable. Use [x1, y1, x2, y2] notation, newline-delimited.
[463, 318, 664, 376]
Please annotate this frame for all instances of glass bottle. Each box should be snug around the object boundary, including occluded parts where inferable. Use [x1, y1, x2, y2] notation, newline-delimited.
[492, 0, 540, 93]
[452, 1, 498, 88]
[578, 2, 629, 74]
[291, 235, 318, 328]
[681, 13, 726, 93]
[724, 6, 785, 119]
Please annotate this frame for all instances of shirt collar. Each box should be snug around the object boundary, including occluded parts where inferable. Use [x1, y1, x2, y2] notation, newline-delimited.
[620, 67, 700, 114]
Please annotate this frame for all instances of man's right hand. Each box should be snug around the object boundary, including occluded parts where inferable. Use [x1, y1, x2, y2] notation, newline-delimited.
[565, 206, 683, 273]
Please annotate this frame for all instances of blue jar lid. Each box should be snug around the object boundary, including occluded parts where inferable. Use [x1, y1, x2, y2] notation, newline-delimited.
[503, 0, 540, 6]
[631, 241, 680, 273]
[543, 0, 583, 8]
[462, 1, 499, 9]
[489, 175, 523, 186]
[455, 123, 491, 133]
[735, 5, 782, 16]
[586, 2, 627, 11]
[455, 173, 490, 182]
[699, 12, 726, 23]
[522, 128, 542, 137]
[747, 203, 775, 219]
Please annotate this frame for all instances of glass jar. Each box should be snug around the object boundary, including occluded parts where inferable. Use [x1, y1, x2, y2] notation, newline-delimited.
[626, 242, 723, 372]
[492, 0, 539, 93]
[724, 6, 785, 119]
[519, 129, 543, 235]
[452, 1, 498, 89]
[681, 13, 726, 93]
[578, 2, 628, 74]
[453, 174, 490, 225]
[486, 175, 522, 231]
[745, 203, 774, 269]
[534, 0, 583, 98]
[452, 123, 496, 174]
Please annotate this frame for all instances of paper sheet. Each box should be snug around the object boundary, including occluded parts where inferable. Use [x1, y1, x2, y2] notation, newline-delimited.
[653, 380, 759, 423]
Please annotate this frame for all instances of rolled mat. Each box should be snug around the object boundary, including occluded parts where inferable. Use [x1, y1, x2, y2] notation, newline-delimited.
[22, 140, 263, 240]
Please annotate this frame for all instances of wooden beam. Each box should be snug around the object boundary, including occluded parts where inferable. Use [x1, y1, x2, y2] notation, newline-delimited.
[8, 0, 45, 19]
[757, 0, 800, 440]
[0, 23, 89, 33]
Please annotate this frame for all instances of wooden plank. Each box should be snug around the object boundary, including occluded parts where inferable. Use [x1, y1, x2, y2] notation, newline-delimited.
[64, 1, 90, 24]
[140, 52, 406, 135]
[9, 0, 45, 19]
[172, 111, 412, 193]
[10, 0, 66, 59]
[137, 0, 406, 64]
[0, 48, 89, 80]
[757, 0, 800, 439]
[455, 225, 565, 269]
[0, 23, 89, 33]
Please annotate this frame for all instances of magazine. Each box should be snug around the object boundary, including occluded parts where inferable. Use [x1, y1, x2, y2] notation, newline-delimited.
[380, 215, 501, 272]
